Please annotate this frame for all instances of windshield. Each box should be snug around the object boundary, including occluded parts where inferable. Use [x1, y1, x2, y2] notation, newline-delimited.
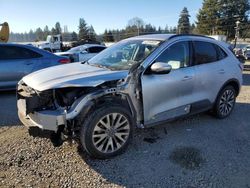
[88, 39, 161, 70]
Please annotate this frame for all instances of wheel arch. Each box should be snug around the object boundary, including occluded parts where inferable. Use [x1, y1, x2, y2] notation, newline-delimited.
[75, 93, 136, 128]
[220, 79, 240, 96]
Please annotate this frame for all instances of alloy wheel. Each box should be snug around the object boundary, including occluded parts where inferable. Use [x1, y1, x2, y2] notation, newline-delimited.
[219, 89, 235, 116]
[92, 113, 130, 153]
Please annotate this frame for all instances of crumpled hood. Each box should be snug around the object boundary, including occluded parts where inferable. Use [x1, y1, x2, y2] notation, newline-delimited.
[22, 63, 128, 91]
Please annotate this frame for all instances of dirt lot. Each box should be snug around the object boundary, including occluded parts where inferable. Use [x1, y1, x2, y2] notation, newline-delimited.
[0, 62, 250, 188]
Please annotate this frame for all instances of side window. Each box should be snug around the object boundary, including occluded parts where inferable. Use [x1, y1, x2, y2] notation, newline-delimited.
[0, 46, 42, 60]
[156, 41, 190, 69]
[213, 44, 228, 60]
[193, 41, 217, 65]
[88, 46, 106, 53]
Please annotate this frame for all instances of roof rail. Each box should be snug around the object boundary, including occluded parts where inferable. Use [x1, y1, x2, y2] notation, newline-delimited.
[169, 34, 215, 40]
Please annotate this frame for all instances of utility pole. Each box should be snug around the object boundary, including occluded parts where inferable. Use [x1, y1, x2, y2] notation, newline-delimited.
[234, 20, 240, 48]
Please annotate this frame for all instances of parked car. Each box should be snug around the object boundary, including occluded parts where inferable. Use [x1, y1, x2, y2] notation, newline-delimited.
[55, 44, 106, 62]
[0, 43, 70, 90]
[242, 45, 250, 53]
[243, 49, 250, 60]
[17, 34, 243, 158]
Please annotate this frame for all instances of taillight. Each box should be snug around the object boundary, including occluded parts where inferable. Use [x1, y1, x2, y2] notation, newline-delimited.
[58, 58, 70, 64]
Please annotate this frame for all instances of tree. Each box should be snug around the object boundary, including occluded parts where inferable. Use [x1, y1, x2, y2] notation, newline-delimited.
[51, 28, 57, 35]
[103, 29, 114, 42]
[35, 27, 44, 40]
[178, 7, 191, 34]
[144, 24, 156, 34]
[88, 25, 96, 41]
[71, 31, 78, 41]
[218, 0, 250, 39]
[127, 17, 145, 36]
[55, 22, 62, 35]
[196, 0, 250, 39]
[78, 18, 89, 40]
[196, 0, 220, 35]
[43, 25, 50, 40]
[164, 25, 170, 33]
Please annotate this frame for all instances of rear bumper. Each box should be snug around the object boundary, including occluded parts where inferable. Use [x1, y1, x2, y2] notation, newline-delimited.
[17, 99, 66, 132]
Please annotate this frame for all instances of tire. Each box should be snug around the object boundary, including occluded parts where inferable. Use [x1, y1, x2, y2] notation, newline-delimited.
[80, 104, 133, 159]
[214, 85, 236, 119]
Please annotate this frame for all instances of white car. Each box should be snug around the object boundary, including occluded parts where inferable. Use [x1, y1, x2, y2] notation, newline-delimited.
[55, 44, 106, 62]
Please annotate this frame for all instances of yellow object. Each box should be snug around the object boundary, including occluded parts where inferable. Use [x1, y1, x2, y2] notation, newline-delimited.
[0, 22, 9, 43]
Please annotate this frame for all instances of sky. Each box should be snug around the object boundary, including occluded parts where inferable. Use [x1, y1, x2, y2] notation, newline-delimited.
[0, 0, 203, 34]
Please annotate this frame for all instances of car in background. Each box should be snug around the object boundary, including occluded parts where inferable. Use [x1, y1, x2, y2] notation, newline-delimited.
[244, 49, 250, 60]
[0, 43, 70, 90]
[55, 44, 106, 62]
[242, 45, 250, 53]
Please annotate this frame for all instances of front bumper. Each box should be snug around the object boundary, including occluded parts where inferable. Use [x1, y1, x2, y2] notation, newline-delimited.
[17, 98, 66, 131]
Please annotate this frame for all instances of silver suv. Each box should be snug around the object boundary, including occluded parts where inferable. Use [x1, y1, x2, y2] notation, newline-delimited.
[17, 34, 243, 158]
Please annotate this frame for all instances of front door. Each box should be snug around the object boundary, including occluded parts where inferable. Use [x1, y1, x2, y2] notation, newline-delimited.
[141, 41, 196, 125]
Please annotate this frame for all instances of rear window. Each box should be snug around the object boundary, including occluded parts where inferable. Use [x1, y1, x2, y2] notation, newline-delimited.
[213, 44, 228, 60]
[193, 41, 217, 65]
[0, 46, 42, 60]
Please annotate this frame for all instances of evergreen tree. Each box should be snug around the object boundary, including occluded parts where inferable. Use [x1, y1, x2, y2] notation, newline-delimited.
[55, 22, 62, 35]
[164, 25, 170, 33]
[88, 25, 96, 41]
[43, 25, 50, 40]
[196, 0, 250, 38]
[218, 0, 250, 39]
[103, 29, 114, 42]
[196, 0, 220, 35]
[71, 31, 78, 41]
[51, 28, 57, 35]
[35, 27, 44, 40]
[78, 18, 89, 40]
[177, 7, 191, 34]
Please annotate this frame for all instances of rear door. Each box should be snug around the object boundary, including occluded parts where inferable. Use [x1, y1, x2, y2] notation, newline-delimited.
[0, 45, 42, 88]
[192, 40, 228, 104]
[141, 41, 196, 125]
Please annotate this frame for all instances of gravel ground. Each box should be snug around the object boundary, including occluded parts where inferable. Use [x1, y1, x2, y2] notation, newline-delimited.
[0, 62, 250, 188]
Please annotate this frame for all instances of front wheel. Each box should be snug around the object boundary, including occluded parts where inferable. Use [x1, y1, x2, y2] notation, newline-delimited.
[214, 85, 236, 119]
[80, 105, 133, 159]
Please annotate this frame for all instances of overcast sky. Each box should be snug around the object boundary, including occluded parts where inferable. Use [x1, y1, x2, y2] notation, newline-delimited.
[0, 0, 203, 34]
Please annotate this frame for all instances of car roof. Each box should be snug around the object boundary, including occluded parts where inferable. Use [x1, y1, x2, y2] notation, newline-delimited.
[77, 44, 106, 49]
[0, 43, 56, 57]
[128, 34, 175, 41]
[127, 34, 215, 42]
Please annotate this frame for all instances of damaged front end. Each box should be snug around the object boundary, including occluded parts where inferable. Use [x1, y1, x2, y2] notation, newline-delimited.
[17, 80, 135, 131]
[17, 81, 67, 132]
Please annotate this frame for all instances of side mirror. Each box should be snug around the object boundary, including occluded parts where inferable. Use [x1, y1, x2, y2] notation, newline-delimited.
[150, 62, 172, 74]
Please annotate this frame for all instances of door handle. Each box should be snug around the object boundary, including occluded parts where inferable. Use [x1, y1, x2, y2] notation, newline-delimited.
[182, 76, 193, 81]
[219, 69, 225, 74]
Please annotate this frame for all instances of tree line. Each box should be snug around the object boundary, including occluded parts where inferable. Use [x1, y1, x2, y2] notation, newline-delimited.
[9, 0, 250, 43]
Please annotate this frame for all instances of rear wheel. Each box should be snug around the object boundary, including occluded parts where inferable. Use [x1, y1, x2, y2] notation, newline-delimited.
[80, 105, 133, 159]
[214, 85, 236, 119]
